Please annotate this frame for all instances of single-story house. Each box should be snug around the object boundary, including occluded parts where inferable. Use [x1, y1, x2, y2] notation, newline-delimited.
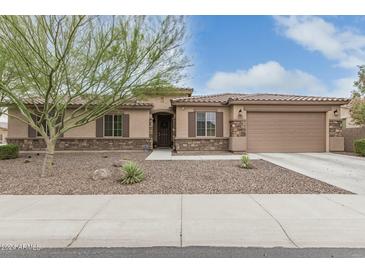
[6, 89, 349, 153]
[0, 122, 8, 144]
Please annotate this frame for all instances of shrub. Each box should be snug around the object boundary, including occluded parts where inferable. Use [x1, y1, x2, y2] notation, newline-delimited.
[240, 153, 251, 169]
[120, 161, 145, 184]
[354, 138, 365, 157]
[0, 144, 19, 160]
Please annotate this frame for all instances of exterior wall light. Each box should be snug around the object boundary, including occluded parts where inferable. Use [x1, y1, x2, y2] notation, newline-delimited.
[238, 109, 243, 118]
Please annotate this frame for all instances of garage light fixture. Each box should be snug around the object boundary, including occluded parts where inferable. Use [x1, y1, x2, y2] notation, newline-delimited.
[238, 109, 243, 118]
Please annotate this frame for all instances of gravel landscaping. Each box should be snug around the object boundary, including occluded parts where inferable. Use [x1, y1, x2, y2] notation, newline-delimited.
[0, 152, 351, 195]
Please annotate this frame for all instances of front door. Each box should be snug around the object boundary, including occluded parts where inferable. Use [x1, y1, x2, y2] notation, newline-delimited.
[157, 115, 171, 147]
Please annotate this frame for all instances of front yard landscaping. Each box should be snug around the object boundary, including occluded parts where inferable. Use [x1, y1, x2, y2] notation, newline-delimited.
[0, 152, 351, 194]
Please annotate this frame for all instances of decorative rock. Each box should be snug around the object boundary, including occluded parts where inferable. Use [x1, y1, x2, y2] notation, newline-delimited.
[92, 168, 112, 180]
[112, 159, 128, 167]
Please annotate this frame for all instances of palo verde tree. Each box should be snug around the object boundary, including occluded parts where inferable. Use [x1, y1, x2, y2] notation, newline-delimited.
[0, 16, 188, 177]
[351, 65, 365, 126]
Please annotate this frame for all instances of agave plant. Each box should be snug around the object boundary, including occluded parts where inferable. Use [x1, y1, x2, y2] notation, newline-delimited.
[120, 161, 145, 184]
[240, 153, 251, 169]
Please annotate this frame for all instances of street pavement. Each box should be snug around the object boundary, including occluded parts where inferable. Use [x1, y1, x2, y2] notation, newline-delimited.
[2, 246, 365, 258]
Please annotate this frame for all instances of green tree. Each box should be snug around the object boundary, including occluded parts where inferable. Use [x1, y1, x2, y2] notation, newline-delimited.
[351, 65, 365, 126]
[0, 15, 188, 177]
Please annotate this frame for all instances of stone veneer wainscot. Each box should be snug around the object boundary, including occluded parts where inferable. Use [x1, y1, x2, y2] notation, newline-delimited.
[329, 119, 343, 137]
[6, 138, 152, 151]
[174, 138, 229, 151]
[229, 120, 246, 137]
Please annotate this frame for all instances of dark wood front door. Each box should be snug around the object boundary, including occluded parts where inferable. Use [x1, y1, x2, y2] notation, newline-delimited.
[157, 115, 171, 147]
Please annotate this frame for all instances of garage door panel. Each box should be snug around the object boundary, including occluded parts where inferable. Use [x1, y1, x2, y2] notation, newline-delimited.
[247, 112, 326, 153]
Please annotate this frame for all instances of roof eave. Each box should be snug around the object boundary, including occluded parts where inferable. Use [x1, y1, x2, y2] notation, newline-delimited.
[65, 104, 154, 110]
[6, 103, 154, 110]
[171, 102, 227, 107]
[171, 99, 350, 106]
[227, 100, 350, 105]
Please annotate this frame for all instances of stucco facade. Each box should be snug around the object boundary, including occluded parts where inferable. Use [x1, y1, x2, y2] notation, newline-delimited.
[6, 89, 191, 151]
[0, 127, 7, 144]
[6, 91, 349, 152]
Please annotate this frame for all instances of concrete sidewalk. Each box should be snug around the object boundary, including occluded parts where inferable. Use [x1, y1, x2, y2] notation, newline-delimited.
[1, 194, 365, 248]
[145, 149, 260, 160]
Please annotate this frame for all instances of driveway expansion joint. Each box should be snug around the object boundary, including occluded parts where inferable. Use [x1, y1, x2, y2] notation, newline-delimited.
[249, 195, 299, 248]
[66, 197, 113, 248]
[180, 195, 183, 247]
[323, 196, 365, 218]
[1, 198, 44, 219]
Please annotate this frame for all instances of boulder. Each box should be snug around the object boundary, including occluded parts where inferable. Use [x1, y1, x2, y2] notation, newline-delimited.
[92, 168, 112, 180]
[24, 159, 31, 163]
[112, 159, 128, 167]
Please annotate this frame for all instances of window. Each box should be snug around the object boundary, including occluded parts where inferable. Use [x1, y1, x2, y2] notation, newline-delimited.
[196, 112, 216, 137]
[104, 114, 123, 137]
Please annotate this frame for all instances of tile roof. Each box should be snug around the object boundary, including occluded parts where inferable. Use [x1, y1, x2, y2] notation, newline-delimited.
[16, 97, 153, 107]
[171, 87, 193, 94]
[171, 93, 350, 104]
[5, 87, 193, 107]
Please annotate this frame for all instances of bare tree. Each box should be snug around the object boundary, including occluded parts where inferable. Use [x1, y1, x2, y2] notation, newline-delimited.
[0, 15, 188, 177]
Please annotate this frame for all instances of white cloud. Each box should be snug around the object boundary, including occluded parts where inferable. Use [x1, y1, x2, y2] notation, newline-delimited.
[331, 76, 356, 98]
[206, 61, 327, 95]
[274, 16, 365, 69]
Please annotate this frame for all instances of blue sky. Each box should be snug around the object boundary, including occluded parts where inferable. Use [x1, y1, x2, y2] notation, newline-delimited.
[1, 15, 363, 123]
[186, 16, 365, 97]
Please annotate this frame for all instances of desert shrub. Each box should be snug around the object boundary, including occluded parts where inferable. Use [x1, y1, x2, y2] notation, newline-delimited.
[120, 161, 145, 184]
[354, 139, 365, 156]
[240, 153, 251, 169]
[0, 144, 19, 160]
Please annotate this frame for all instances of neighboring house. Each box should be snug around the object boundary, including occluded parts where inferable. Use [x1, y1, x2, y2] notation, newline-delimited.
[341, 104, 359, 128]
[0, 122, 8, 144]
[6, 90, 349, 153]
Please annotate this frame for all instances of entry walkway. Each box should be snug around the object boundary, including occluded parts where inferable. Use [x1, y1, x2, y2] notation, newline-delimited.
[1, 194, 365, 248]
[145, 149, 260, 160]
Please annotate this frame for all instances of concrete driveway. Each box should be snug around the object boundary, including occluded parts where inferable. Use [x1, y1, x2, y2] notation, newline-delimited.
[257, 153, 365, 194]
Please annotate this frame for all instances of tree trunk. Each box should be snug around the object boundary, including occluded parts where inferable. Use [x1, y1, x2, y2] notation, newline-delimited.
[41, 140, 56, 177]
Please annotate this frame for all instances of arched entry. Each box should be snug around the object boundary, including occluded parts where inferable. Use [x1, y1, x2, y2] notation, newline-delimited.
[153, 112, 173, 148]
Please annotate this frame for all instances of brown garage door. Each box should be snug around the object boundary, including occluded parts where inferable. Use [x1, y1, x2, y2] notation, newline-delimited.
[247, 112, 326, 152]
